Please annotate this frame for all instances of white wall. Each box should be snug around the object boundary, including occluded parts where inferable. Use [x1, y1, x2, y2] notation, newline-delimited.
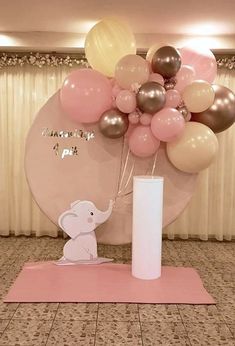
[0, 32, 234, 53]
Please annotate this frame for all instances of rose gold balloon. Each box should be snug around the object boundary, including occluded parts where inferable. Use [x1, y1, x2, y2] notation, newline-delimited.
[152, 46, 181, 78]
[137, 81, 166, 114]
[191, 84, 235, 133]
[99, 109, 129, 139]
[167, 122, 218, 173]
[25, 92, 197, 244]
[178, 105, 191, 121]
[146, 42, 169, 62]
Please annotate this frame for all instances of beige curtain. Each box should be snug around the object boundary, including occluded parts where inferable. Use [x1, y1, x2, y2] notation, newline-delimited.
[165, 69, 235, 241]
[0, 64, 234, 240]
[0, 65, 72, 237]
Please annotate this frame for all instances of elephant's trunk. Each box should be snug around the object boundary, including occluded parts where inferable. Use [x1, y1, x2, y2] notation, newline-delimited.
[96, 200, 113, 224]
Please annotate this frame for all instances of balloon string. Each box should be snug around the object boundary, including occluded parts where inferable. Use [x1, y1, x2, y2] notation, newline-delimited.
[115, 143, 158, 200]
[114, 136, 125, 204]
[118, 159, 135, 197]
[117, 146, 130, 195]
[123, 159, 135, 191]
[150, 151, 158, 176]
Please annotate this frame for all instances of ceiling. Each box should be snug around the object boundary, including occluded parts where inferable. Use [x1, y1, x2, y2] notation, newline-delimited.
[0, 0, 235, 35]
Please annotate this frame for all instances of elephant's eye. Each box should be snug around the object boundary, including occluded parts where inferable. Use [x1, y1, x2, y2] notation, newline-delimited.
[90, 212, 94, 216]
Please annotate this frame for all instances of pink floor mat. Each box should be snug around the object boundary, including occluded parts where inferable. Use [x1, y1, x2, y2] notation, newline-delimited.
[4, 262, 215, 304]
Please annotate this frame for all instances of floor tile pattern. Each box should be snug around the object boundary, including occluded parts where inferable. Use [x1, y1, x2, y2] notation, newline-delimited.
[0, 237, 234, 345]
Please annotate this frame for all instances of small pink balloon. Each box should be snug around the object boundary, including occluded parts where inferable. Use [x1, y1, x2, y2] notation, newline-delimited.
[129, 125, 160, 158]
[151, 107, 185, 142]
[148, 73, 164, 85]
[116, 90, 137, 113]
[60, 69, 112, 123]
[179, 46, 217, 83]
[128, 111, 140, 125]
[165, 89, 181, 108]
[112, 83, 122, 97]
[125, 123, 137, 139]
[175, 65, 196, 93]
[140, 113, 152, 126]
[110, 78, 116, 86]
[112, 99, 117, 108]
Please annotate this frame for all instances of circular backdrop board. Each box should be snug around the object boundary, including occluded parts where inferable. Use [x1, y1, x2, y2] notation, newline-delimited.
[25, 91, 197, 244]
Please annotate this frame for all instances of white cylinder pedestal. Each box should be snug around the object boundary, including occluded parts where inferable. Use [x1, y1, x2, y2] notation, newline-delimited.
[132, 176, 164, 280]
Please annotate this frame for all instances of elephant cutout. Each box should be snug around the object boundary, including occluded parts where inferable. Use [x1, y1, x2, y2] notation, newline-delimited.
[57, 200, 113, 265]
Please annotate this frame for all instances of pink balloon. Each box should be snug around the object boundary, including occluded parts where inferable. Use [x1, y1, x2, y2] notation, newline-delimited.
[179, 46, 217, 83]
[112, 83, 122, 97]
[151, 108, 185, 142]
[140, 113, 152, 126]
[148, 73, 164, 86]
[175, 65, 196, 92]
[129, 125, 160, 157]
[116, 90, 136, 113]
[60, 69, 112, 123]
[165, 89, 181, 108]
[109, 78, 116, 86]
[125, 123, 138, 139]
[112, 99, 117, 108]
[128, 112, 140, 125]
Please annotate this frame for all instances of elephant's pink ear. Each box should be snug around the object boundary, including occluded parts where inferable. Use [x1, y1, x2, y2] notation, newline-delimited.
[58, 212, 79, 239]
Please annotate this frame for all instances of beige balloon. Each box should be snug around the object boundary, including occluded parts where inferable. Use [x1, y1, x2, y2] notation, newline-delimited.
[115, 54, 150, 90]
[167, 122, 218, 173]
[146, 42, 169, 62]
[85, 18, 136, 77]
[182, 80, 215, 113]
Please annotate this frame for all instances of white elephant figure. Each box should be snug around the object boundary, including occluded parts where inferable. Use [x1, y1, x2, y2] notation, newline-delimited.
[58, 200, 113, 263]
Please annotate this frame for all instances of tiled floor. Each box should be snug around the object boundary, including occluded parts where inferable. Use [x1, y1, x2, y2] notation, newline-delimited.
[0, 237, 234, 345]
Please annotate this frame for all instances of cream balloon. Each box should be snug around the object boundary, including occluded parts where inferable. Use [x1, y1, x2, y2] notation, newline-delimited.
[167, 122, 218, 173]
[182, 80, 215, 113]
[115, 54, 150, 90]
[85, 18, 136, 77]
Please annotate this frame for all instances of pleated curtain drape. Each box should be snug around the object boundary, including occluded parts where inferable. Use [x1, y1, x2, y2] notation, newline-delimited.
[165, 69, 235, 241]
[0, 64, 234, 241]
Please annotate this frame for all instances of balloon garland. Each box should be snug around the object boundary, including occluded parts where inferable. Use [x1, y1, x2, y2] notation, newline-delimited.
[59, 17, 235, 174]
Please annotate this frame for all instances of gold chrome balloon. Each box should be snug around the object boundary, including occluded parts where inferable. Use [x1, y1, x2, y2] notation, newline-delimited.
[137, 81, 166, 114]
[152, 46, 181, 78]
[192, 84, 235, 133]
[99, 109, 129, 139]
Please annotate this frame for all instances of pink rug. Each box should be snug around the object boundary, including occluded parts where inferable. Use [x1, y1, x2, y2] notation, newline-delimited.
[4, 262, 215, 304]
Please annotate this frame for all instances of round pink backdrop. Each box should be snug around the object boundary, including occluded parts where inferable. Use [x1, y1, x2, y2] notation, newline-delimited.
[25, 92, 197, 244]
